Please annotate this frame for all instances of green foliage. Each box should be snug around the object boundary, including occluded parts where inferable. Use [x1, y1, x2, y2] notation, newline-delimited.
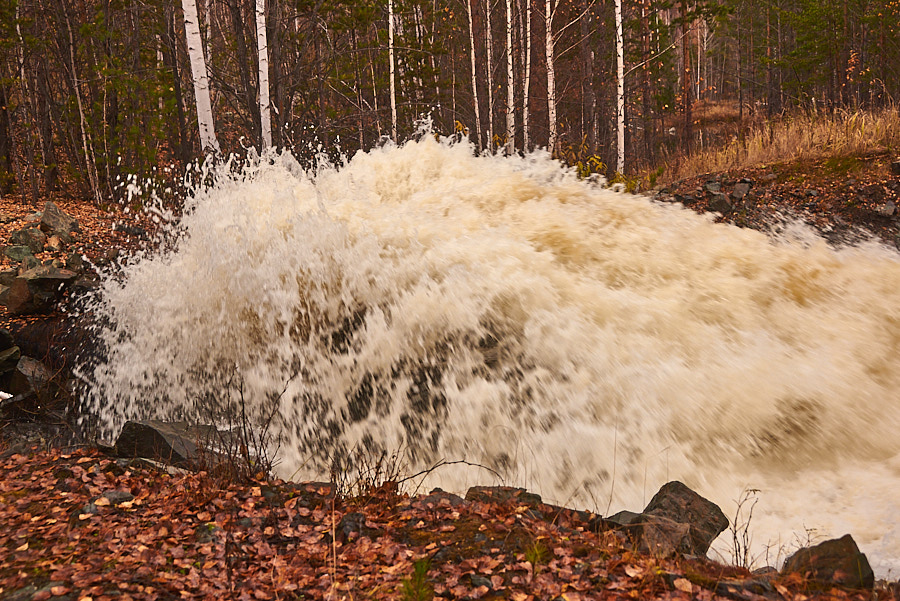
[560, 136, 607, 179]
[525, 540, 549, 575]
[399, 558, 434, 601]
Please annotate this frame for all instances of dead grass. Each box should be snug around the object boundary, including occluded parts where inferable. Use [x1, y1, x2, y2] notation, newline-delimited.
[655, 106, 900, 184]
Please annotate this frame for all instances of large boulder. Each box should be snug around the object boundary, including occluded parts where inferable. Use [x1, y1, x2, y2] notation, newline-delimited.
[5, 265, 78, 315]
[39, 201, 79, 242]
[782, 534, 874, 590]
[622, 481, 728, 557]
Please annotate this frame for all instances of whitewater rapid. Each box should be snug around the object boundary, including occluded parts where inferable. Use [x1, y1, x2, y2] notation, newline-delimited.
[82, 137, 900, 575]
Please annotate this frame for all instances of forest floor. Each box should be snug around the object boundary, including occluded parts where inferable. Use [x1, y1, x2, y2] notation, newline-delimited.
[0, 153, 899, 600]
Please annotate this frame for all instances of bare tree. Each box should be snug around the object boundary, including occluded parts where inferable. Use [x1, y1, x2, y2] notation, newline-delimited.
[505, 0, 515, 153]
[466, 0, 483, 150]
[615, 0, 624, 173]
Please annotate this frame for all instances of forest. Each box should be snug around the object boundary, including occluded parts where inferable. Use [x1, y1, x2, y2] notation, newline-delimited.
[0, 0, 898, 204]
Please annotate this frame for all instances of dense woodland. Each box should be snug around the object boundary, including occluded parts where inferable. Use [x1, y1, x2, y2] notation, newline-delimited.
[0, 0, 898, 203]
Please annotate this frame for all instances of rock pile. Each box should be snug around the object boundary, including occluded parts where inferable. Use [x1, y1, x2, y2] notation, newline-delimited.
[0, 201, 89, 315]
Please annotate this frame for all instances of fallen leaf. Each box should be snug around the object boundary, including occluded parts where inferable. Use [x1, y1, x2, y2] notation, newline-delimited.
[50, 586, 71, 595]
[673, 578, 693, 593]
[15, 542, 27, 551]
[624, 564, 643, 578]
[94, 497, 110, 507]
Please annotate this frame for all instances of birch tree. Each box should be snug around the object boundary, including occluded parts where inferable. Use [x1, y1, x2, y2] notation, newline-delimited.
[485, 0, 494, 150]
[505, 0, 515, 153]
[182, 0, 220, 154]
[256, 0, 271, 148]
[545, 0, 556, 153]
[614, 0, 624, 173]
[388, 0, 397, 142]
[466, 0, 483, 150]
[520, 0, 531, 150]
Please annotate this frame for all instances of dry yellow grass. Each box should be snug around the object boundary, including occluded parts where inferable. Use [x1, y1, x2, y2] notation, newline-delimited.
[656, 106, 900, 183]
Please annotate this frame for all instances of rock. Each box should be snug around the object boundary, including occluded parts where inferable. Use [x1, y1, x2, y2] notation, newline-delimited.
[5, 265, 78, 315]
[805, 189, 820, 197]
[0, 329, 14, 351]
[46, 235, 65, 252]
[4, 244, 34, 263]
[9, 227, 46, 254]
[337, 511, 381, 543]
[114, 420, 214, 468]
[876, 201, 896, 217]
[606, 509, 641, 527]
[0, 346, 21, 375]
[709, 192, 733, 213]
[632, 481, 729, 557]
[66, 252, 85, 273]
[465, 485, 543, 508]
[416, 488, 465, 508]
[19, 255, 40, 272]
[626, 514, 693, 556]
[782, 534, 874, 590]
[891, 160, 900, 177]
[40, 201, 79, 240]
[0, 268, 17, 286]
[0, 356, 64, 417]
[705, 182, 722, 194]
[731, 182, 752, 201]
[100, 490, 134, 505]
[762, 173, 777, 183]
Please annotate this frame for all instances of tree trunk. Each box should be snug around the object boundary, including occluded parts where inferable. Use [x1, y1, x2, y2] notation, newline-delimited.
[545, 0, 556, 153]
[256, 0, 271, 148]
[182, 0, 220, 154]
[680, 0, 692, 153]
[614, 0, 624, 173]
[521, 0, 531, 150]
[466, 0, 483, 150]
[388, 0, 398, 142]
[164, 5, 190, 164]
[505, 0, 515, 153]
[579, 7, 595, 153]
[485, 0, 494, 150]
[226, 0, 261, 142]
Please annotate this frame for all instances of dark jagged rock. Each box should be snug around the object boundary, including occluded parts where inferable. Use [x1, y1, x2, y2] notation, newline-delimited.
[5, 265, 78, 315]
[4, 244, 33, 263]
[9, 227, 46, 254]
[616, 481, 729, 558]
[465, 485, 543, 508]
[732, 182, 752, 201]
[113, 420, 215, 468]
[782, 534, 874, 590]
[891, 160, 900, 177]
[709, 192, 733, 213]
[0, 346, 21, 375]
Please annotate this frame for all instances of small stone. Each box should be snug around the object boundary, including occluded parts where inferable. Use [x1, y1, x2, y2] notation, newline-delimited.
[0, 268, 16, 287]
[8, 228, 46, 254]
[891, 160, 900, 177]
[705, 182, 722, 194]
[45, 235, 65, 252]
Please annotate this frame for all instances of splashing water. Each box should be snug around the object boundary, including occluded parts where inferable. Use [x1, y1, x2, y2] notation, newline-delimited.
[82, 137, 900, 575]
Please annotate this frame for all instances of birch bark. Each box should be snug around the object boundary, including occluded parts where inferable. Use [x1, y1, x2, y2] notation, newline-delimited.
[545, 0, 556, 153]
[388, 0, 398, 142]
[505, 0, 515, 153]
[466, 0, 483, 150]
[615, 0, 625, 173]
[182, 0, 220, 154]
[256, 0, 271, 148]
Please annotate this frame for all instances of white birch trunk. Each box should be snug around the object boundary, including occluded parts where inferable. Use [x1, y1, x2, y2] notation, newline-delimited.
[485, 0, 494, 150]
[466, 0, 483, 150]
[523, 0, 531, 151]
[388, 0, 398, 142]
[505, 0, 515, 154]
[256, 0, 272, 148]
[615, 0, 625, 173]
[545, 0, 556, 153]
[182, 0, 220, 154]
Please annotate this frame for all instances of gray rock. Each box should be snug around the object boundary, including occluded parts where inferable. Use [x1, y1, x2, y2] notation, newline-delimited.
[3, 245, 33, 263]
[606, 509, 641, 527]
[732, 182, 752, 200]
[20, 255, 40, 272]
[46, 235, 65, 252]
[891, 160, 900, 177]
[782, 534, 874, 590]
[705, 182, 722, 194]
[709, 192, 733, 213]
[876, 201, 896, 217]
[9, 227, 46, 254]
[100, 490, 135, 505]
[5, 265, 78, 315]
[626, 514, 693, 556]
[40, 201, 79, 239]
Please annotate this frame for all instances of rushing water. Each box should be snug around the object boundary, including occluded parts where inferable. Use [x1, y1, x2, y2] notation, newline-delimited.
[82, 136, 900, 575]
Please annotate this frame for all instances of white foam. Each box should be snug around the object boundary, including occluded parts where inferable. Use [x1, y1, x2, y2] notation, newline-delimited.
[82, 137, 900, 575]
